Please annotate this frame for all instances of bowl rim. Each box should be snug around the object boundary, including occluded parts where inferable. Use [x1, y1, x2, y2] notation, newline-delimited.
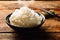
[6, 12, 45, 28]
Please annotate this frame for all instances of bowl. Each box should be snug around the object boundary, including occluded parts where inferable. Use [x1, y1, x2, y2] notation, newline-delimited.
[6, 12, 45, 32]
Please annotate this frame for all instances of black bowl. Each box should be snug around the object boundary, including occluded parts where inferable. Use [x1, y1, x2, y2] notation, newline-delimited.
[6, 13, 45, 32]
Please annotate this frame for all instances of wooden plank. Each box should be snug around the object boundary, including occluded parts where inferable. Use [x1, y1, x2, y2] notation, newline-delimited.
[0, 1, 60, 40]
[0, 1, 60, 32]
[0, 1, 60, 10]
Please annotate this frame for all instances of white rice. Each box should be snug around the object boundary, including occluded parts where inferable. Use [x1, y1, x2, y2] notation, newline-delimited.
[9, 6, 43, 27]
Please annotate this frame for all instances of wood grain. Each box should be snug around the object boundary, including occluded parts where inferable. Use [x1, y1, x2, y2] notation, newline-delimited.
[0, 1, 60, 32]
[0, 1, 60, 40]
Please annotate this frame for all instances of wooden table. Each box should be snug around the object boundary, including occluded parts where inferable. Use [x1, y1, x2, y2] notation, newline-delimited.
[0, 1, 60, 40]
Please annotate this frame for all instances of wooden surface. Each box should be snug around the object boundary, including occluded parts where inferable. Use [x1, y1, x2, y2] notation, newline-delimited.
[0, 1, 60, 40]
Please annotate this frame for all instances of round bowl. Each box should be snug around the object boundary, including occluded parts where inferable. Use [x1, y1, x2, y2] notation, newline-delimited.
[6, 12, 45, 32]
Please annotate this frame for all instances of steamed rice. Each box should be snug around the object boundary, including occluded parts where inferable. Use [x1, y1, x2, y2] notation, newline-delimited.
[9, 6, 42, 27]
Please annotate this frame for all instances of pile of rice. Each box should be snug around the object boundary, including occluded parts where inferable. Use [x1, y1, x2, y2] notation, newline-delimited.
[9, 6, 42, 27]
